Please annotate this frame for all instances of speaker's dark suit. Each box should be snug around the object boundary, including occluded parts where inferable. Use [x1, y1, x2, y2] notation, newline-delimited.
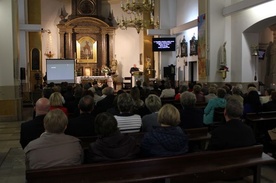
[20, 115, 46, 149]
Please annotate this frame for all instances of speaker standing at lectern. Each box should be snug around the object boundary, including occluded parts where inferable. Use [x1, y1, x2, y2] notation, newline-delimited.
[130, 64, 139, 75]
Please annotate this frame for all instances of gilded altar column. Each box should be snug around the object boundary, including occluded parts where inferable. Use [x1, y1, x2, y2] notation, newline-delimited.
[67, 29, 74, 59]
[108, 31, 115, 63]
[58, 31, 65, 58]
[101, 30, 107, 67]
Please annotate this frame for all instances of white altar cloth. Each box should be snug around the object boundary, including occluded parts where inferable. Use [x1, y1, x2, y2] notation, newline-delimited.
[76, 76, 113, 88]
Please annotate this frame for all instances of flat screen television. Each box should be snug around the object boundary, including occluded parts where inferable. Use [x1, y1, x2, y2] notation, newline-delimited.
[152, 37, 176, 52]
[258, 49, 266, 60]
[46, 59, 75, 83]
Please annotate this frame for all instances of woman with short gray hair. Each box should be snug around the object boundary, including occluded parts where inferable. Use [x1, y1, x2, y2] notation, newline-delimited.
[114, 93, 142, 133]
[179, 91, 204, 129]
[142, 94, 162, 132]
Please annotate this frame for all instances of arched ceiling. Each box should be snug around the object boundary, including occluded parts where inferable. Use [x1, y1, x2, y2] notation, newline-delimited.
[244, 16, 276, 33]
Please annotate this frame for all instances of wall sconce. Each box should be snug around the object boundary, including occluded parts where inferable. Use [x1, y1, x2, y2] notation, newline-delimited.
[41, 28, 54, 58]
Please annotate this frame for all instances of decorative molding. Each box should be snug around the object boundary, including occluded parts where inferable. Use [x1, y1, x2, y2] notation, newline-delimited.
[19, 24, 41, 32]
[146, 19, 198, 36]
[170, 19, 198, 35]
[146, 29, 170, 36]
[222, 0, 273, 17]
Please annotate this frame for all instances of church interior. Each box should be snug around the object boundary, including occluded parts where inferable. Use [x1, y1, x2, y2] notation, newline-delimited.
[1, 0, 276, 182]
[1, 0, 276, 121]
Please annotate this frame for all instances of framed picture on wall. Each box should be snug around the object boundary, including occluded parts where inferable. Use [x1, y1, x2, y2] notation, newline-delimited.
[76, 36, 97, 63]
[180, 36, 188, 57]
[190, 34, 198, 56]
[84, 67, 92, 76]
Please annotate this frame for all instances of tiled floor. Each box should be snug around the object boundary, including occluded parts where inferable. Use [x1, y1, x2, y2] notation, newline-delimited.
[0, 107, 275, 183]
[0, 121, 25, 183]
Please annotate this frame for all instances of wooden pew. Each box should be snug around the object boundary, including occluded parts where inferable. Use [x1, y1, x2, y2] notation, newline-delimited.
[195, 102, 207, 110]
[79, 128, 211, 151]
[245, 111, 276, 142]
[25, 145, 276, 183]
[184, 127, 211, 152]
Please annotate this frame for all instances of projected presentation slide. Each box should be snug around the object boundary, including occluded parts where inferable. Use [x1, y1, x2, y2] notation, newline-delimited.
[46, 59, 75, 83]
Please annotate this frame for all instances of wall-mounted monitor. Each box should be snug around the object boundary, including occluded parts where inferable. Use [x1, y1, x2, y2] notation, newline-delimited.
[152, 37, 176, 52]
[46, 59, 75, 83]
[258, 49, 266, 60]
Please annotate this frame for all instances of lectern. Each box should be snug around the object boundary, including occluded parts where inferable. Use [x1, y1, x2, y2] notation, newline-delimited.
[132, 71, 144, 87]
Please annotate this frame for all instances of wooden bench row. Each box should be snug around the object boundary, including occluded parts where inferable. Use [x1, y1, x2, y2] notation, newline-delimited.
[245, 111, 276, 140]
[79, 127, 211, 152]
[25, 145, 276, 183]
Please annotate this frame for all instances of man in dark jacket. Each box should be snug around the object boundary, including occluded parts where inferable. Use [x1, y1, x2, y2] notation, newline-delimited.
[86, 112, 140, 163]
[208, 97, 256, 150]
[65, 95, 96, 137]
[20, 98, 50, 149]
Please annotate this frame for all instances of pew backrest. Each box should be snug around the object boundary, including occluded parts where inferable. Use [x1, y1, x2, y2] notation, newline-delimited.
[25, 145, 275, 183]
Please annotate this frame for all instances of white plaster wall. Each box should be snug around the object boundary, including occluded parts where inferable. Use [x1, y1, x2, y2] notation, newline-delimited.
[207, 0, 276, 83]
[41, 0, 71, 75]
[159, 0, 177, 79]
[110, 2, 141, 82]
[0, 0, 16, 86]
[208, 0, 229, 82]
[18, 0, 27, 70]
[175, 0, 198, 83]
[230, 1, 276, 82]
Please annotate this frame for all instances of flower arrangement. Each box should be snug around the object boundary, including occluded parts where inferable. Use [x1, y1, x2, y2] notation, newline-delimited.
[219, 65, 229, 72]
[101, 66, 111, 74]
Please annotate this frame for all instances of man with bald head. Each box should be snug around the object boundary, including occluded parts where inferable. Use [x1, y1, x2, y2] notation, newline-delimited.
[20, 97, 50, 149]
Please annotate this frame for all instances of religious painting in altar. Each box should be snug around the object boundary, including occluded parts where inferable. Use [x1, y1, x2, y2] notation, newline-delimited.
[76, 36, 97, 63]
[198, 14, 207, 79]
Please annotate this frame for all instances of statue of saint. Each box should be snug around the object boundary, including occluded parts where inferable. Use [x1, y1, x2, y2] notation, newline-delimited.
[111, 59, 118, 74]
[266, 41, 276, 76]
[220, 42, 227, 66]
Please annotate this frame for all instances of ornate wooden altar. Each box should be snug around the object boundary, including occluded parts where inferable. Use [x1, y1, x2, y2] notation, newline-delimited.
[57, 0, 116, 76]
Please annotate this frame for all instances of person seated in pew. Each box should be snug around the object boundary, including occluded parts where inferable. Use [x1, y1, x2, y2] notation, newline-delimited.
[49, 92, 69, 116]
[93, 87, 115, 116]
[260, 88, 275, 105]
[141, 104, 189, 157]
[142, 94, 162, 132]
[203, 88, 227, 125]
[106, 90, 125, 115]
[208, 97, 256, 150]
[179, 91, 204, 129]
[20, 97, 50, 149]
[204, 86, 217, 103]
[159, 81, 175, 98]
[65, 95, 96, 137]
[130, 87, 145, 115]
[231, 86, 244, 105]
[114, 93, 142, 133]
[243, 89, 262, 115]
[174, 85, 188, 101]
[262, 91, 276, 112]
[24, 109, 83, 169]
[86, 112, 140, 163]
[193, 84, 205, 103]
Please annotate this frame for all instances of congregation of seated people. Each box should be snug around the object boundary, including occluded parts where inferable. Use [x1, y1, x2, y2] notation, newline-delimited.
[21, 80, 276, 170]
